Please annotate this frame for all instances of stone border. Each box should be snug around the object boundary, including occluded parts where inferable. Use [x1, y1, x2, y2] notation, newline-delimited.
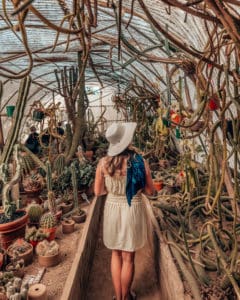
[61, 196, 104, 300]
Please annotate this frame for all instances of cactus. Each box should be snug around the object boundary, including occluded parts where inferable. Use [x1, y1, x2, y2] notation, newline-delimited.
[40, 213, 57, 229]
[71, 162, 79, 210]
[26, 203, 43, 224]
[1, 144, 21, 219]
[0, 77, 31, 219]
[46, 161, 57, 214]
[53, 154, 65, 176]
[0, 76, 31, 165]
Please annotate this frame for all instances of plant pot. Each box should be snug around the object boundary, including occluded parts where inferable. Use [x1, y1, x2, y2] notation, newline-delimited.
[38, 252, 60, 267]
[7, 241, 33, 266]
[6, 106, 15, 117]
[62, 219, 75, 234]
[32, 109, 45, 122]
[153, 180, 163, 191]
[72, 211, 86, 223]
[60, 201, 73, 214]
[84, 150, 94, 160]
[41, 227, 57, 241]
[0, 210, 28, 250]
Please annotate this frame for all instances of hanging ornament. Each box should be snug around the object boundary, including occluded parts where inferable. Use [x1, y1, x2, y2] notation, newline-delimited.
[175, 126, 181, 139]
[208, 96, 219, 111]
[170, 111, 182, 126]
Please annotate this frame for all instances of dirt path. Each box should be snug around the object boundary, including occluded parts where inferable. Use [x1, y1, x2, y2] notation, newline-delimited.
[86, 218, 161, 300]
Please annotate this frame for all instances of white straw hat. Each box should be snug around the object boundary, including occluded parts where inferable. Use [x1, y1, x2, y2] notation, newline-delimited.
[105, 122, 137, 156]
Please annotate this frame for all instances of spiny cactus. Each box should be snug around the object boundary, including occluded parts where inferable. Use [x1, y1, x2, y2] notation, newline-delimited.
[0, 76, 31, 165]
[26, 203, 43, 224]
[46, 161, 57, 214]
[71, 162, 78, 210]
[40, 213, 57, 229]
[53, 154, 65, 176]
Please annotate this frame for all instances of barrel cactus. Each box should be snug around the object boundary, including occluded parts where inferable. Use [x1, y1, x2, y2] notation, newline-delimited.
[40, 213, 57, 229]
[26, 203, 43, 224]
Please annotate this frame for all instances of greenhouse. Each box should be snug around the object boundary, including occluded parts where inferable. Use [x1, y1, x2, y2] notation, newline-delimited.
[0, 0, 239, 299]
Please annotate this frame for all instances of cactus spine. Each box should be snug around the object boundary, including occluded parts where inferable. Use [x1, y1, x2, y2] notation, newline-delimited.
[27, 203, 43, 223]
[71, 163, 79, 210]
[46, 161, 56, 214]
[40, 213, 56, 229]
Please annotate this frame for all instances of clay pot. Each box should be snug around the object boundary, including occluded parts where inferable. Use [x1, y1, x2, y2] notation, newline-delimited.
[41, 227, 57, 241]
[84, 150, 94, 160]
[72, 211, 86, 224]
[0, 210, 28, 250]
[7, 242, 33, 266]
[62, 219, 75, 234]
[38, 252, 60, 267]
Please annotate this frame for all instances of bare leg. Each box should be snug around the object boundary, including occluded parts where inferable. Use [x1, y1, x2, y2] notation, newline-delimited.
[111, 250, 122, 300]
[121, 251, 135, 300]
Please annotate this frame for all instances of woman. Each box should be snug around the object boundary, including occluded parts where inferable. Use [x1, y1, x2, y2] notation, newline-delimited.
[94, 122, 155, 300]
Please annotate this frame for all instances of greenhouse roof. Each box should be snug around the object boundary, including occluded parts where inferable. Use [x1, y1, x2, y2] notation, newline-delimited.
[0, 0, 239, 97]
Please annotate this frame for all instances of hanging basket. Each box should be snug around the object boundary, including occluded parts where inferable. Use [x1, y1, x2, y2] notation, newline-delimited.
[6, 106, 15, 117]
[32, 109, 45, 122]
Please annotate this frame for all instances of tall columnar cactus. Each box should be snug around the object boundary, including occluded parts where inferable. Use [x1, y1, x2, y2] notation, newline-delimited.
[1, 144, 21, 219]
[71, 163, 79, 210]
[40, 213, 57, 229]
[46, 161, 56, 214]
[0, 76, 31, 165]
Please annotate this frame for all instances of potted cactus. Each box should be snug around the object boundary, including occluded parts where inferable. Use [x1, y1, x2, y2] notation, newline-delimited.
[22, 172, 43, 195]
[0, 77, 31, 249]
[39, 213, 57, 241]
[7, 238, 33, 266]
[25, 227, 49, 248]
[36, 240, 60, 267]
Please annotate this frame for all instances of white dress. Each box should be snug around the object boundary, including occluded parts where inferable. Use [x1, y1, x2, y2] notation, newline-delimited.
[103, 174, 147, 252]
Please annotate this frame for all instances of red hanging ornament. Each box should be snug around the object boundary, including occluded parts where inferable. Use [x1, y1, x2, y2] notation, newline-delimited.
[208, 97, 219, 111]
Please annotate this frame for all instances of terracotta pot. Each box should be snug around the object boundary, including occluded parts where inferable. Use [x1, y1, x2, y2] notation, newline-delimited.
[84, 150, 94, 160]
[38, 252, 60, 267]
[41, 227, 57, 241]
[0, 292, 7, 300]
[153, 180, 163, 191]
[7, 242, 33, 265]
[0, 210, 28, 250]
[72, 211, 86, 224]
[62, 219, 75, 234]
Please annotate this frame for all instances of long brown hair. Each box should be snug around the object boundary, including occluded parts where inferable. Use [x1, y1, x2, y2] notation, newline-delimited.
[105, 148, 136, 176]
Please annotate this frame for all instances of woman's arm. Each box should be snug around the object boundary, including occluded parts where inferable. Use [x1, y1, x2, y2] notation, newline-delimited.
[143, 160, 155, 196]
[94, 158, 107, 196]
